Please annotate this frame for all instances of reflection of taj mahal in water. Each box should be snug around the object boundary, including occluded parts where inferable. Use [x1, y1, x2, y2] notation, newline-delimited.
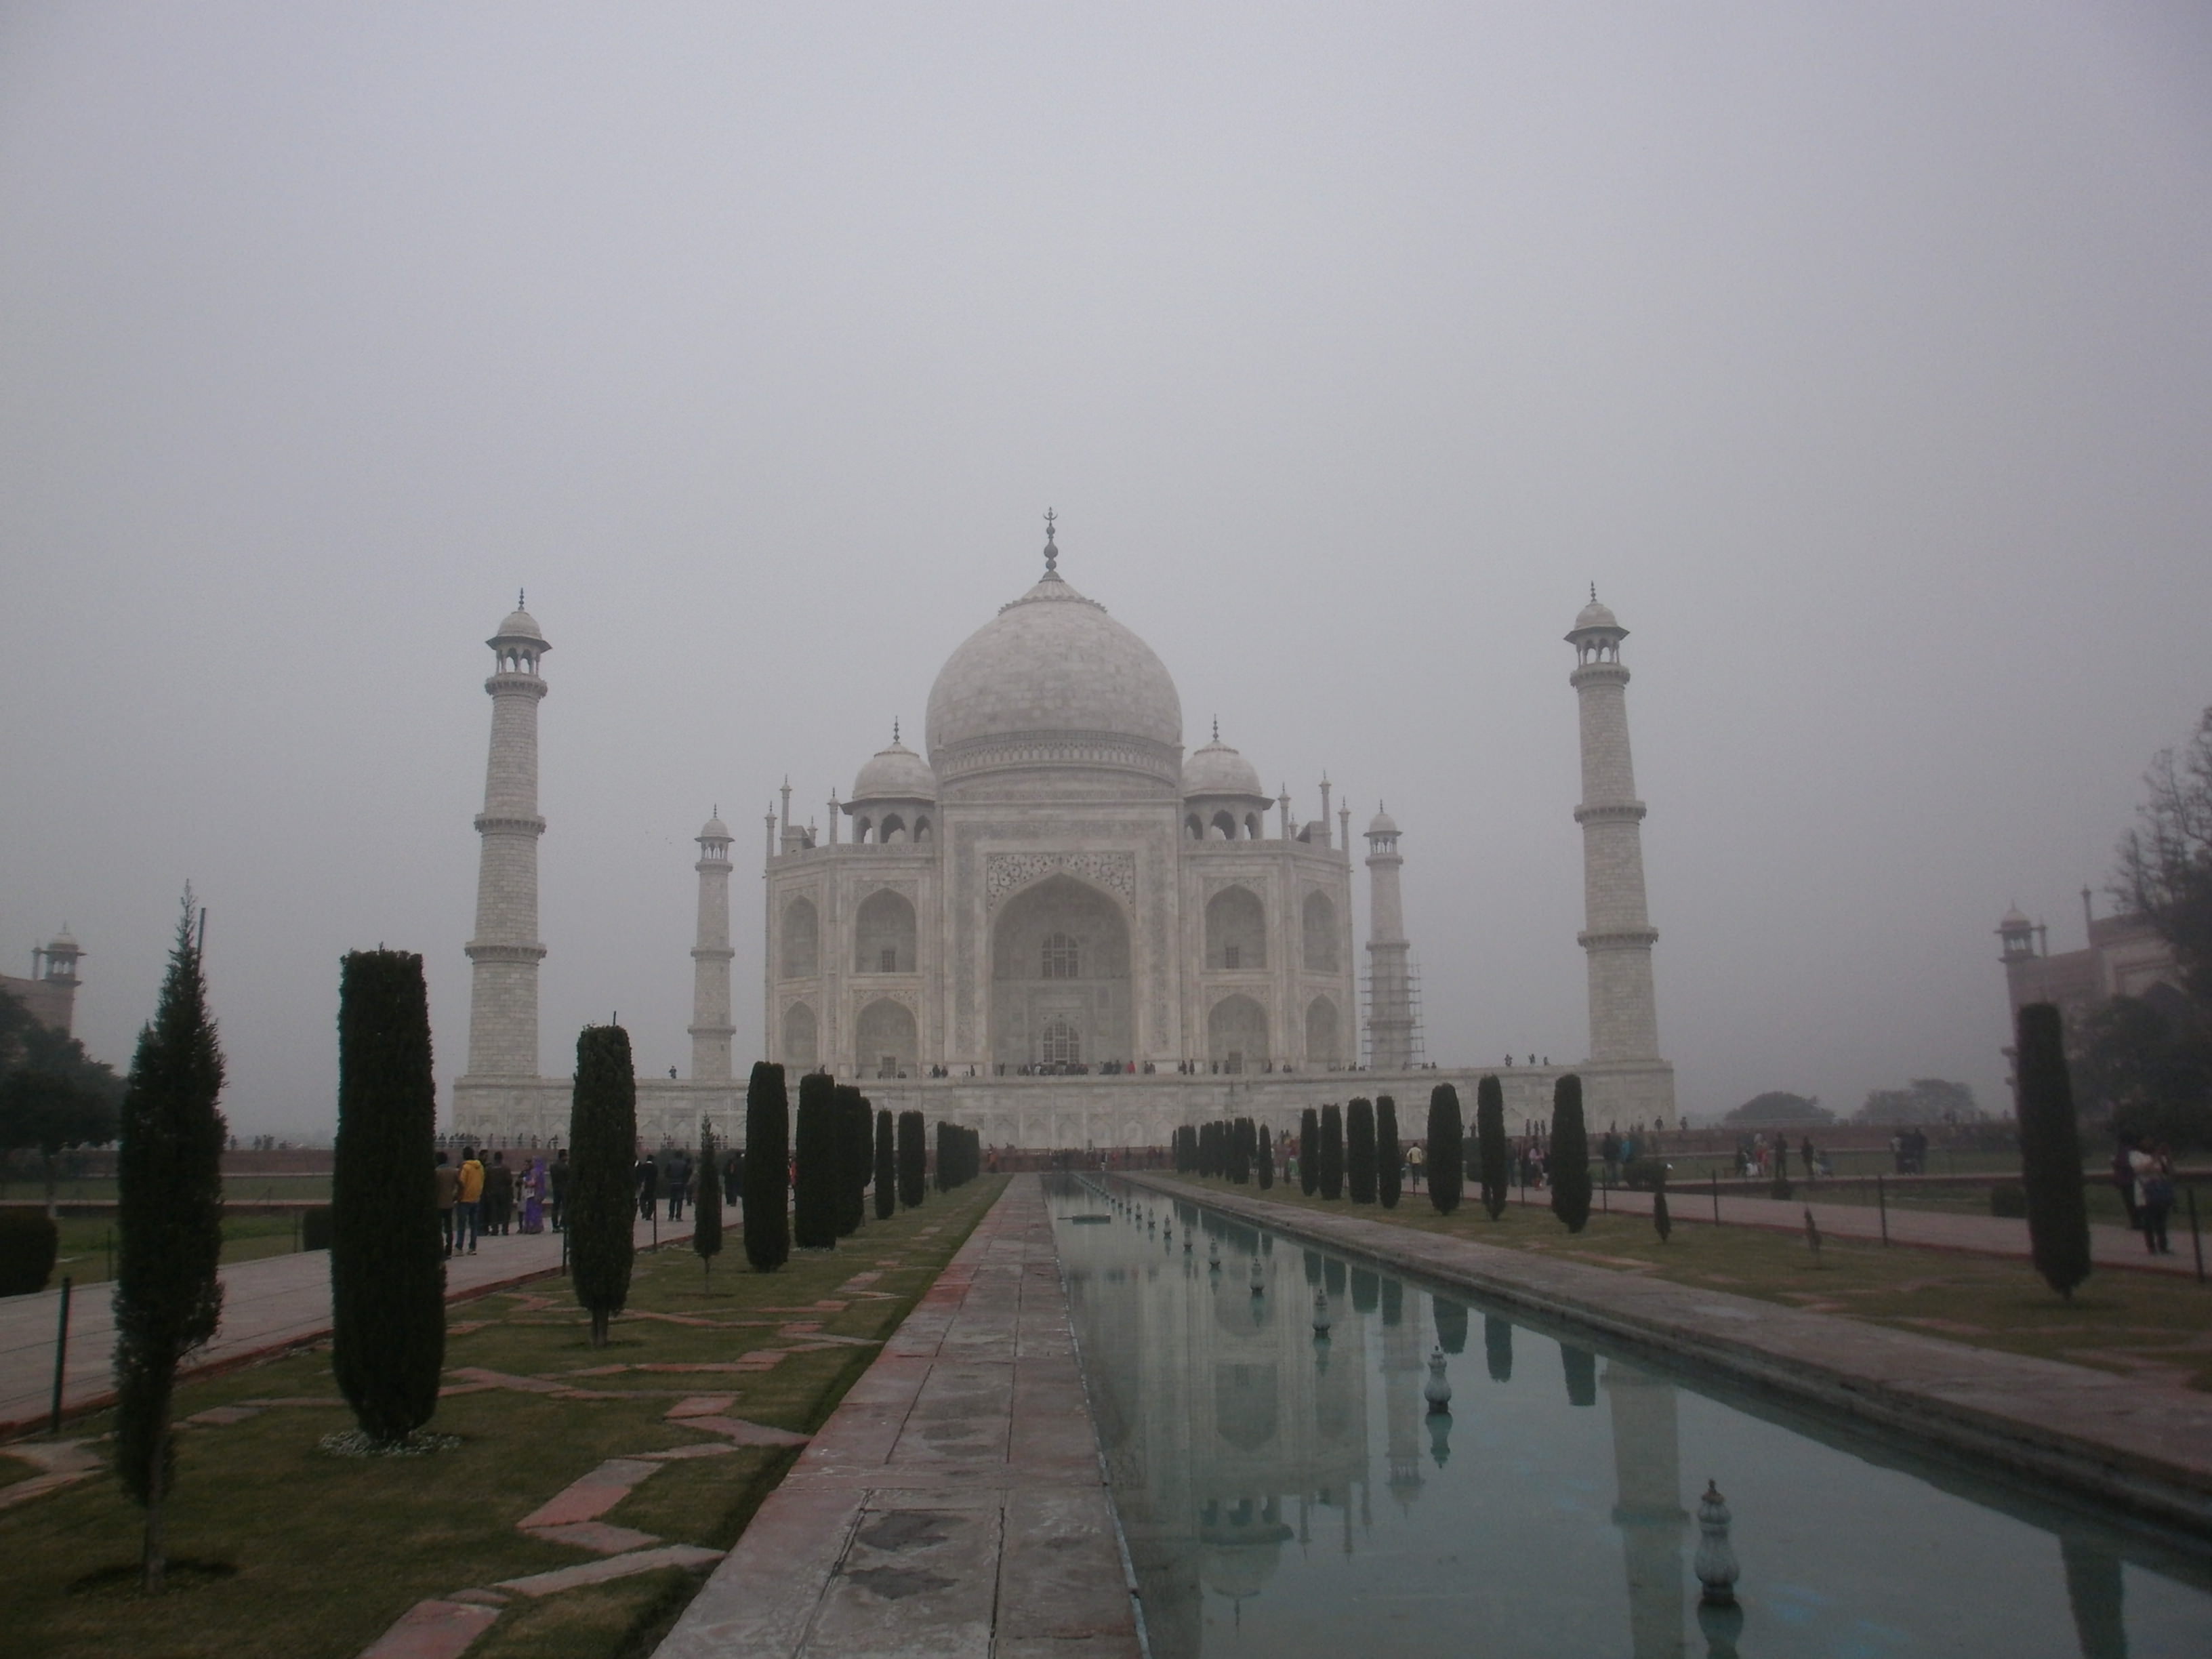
[1065, 1191, 1694, 1659]
[451, 519, 1674, 1146]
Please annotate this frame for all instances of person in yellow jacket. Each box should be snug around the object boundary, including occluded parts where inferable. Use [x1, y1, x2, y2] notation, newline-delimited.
[456, 1147, 486, 1254]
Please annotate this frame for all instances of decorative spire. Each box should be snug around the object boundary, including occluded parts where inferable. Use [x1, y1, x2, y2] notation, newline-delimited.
[1589, 581, 1597, 602]
[893, 717, 901, 746]
[1043, 508, 1059, 575]
[519, 587, 527, 610]
[1212, 716, 1220, 743]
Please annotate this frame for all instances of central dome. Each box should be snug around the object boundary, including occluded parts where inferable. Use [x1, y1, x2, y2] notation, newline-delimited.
[926, 567, 1183, 792]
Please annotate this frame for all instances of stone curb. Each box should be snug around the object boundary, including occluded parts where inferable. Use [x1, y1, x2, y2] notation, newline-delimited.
[1124, 1175, 2212, 1540]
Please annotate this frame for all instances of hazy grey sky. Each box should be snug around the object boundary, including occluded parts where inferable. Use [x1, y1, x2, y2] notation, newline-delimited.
[5, 3, 2209, 1135]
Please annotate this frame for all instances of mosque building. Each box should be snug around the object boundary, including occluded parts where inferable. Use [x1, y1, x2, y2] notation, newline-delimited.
[449, 523, 1675, 1147]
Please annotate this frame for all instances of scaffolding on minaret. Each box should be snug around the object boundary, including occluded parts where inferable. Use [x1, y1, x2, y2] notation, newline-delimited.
[1361, 951, 1425, 1069]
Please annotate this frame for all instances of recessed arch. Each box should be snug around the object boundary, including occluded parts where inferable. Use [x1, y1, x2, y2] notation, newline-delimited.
[1208, 994, 1268, 1073]
[991, 874, 1130, 1069]
[1210, 811, 1237, 841]
[880, 813, 906, 844]
[1206, 886, 1267, 971]
[855, 888, 917, 973]
[1305, 997, 1340, 1068]
[781, 897, 819, 979]
[1303, 890, 1338, 972]
[855, 998, 918, 1078]
[781, 1002, 819, 1070]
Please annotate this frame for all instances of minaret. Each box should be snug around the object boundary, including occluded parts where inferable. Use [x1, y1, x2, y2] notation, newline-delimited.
[1568, 589, 1661, 1064]
[1603, 1361, 1688, 1659]
[689, 809, 735, 1081]
[465, 595, 550, 1080]
[1364, 806, 1415, 1070]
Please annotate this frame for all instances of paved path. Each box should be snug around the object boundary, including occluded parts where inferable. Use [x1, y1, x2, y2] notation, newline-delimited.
[0, 1218, 689, 1437]
[1130, 1175, 2212, 1537]
[655, 1177, 1141, 1659]
[1521, 1180, 2207, 1275]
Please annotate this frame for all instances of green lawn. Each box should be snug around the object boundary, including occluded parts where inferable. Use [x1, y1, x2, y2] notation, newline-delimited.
[1166, 1174, 2212, 1392]
[43, 1212, 311, 1288]
[0, 1175, 1006, 1659]
[1, 1175, 335, 1206]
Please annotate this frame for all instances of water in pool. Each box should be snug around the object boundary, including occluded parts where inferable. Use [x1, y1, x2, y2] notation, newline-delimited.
[1050, 1180, 2210, 1659]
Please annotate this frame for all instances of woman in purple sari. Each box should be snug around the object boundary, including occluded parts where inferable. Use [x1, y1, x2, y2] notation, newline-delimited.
[521, 1157, 548, 1233]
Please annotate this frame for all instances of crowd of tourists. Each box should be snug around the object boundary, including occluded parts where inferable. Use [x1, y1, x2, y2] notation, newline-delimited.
[431, 1147, 568, 1256]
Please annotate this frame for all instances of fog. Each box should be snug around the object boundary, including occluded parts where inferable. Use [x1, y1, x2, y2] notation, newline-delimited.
[4, 4, 2209, 1137]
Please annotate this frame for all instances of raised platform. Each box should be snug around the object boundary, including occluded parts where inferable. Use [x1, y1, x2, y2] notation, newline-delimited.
[453, 1059, 1676, 1150]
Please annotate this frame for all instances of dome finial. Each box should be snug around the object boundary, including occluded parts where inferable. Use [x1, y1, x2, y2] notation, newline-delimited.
[1042, 508, 1058, 575]
[893, 716, 901, 745]
[1212, 715, 1219, 743]
[1589, 581, 1597, 603]
[520, 587, 527, 610]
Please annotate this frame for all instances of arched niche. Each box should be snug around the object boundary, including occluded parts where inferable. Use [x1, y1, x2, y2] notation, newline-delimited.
[781, 897, 819, 979]
[1303, 891, 1338, 972]
[1305, 997, 1339, 1068]
[991, 874, 1131, 1069]
[1206, 886, 1267, 970]
[1208, 994, 1268, 1073]
[782, 1002, 819, 1070]
[855, 888, 917, 973]
[855, 998, 917, 1079]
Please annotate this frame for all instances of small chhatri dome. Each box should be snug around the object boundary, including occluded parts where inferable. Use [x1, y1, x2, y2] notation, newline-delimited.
[1572, 582, 1621, 633]
[1368, 802, 1401, 837]
[2001, 903, 2032, 928]
[495, 588, 546, 642]
[699, 806, 732, 841]
[1182, 724, 1267, 800]
[47, 926, 79, 951]
[853, 724, 939, 802]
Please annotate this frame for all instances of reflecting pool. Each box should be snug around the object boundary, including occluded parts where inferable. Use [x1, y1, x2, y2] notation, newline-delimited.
[1050, 1179, 2211, 1659]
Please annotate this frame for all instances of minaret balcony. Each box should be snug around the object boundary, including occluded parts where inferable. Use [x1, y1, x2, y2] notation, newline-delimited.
[1572, 801, 1647, 824]
[474, 813, 548, 836]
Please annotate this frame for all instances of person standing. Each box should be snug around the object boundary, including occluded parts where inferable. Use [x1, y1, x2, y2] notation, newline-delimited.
[667, 1149, 691, 1221]
[635, 1151, 659, 1221]
[721, 1144, 742, 1208]
[520, 1157, 546, 1234]
[456, 1146, 486, 1254]
[434, 1151, 460, 1258]
[549, 1148, 570, 1231]
[2112, 1136, 2142, 1231]
[486, 1150, 514, 1237]
[2133, 1141, 2176, 1256]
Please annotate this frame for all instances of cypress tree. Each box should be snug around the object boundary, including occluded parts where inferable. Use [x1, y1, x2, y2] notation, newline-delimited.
[1256, 1124, 1275, 1190]
[1300, 1107, 1319, 1195]
[1476, 1073, 1510, 1220]
[1232, 1117, 1255, 1184]
[331, 949, 443, 1446]
[794, 1072, 838, 1247]
[1426, 1083, 1464, 1216]
[935, 1118, 949, 1192]
[1319, 1105, 1345, 1200]
[693, 1117, 724, 1282]
[832, 1084, 868, 1236]
[1549, 1073, 1593, 1234]
[112, 897, 226, 1593]
[1351, 1266, 1379, 1313]
[569, 1023, 637, 1347]
[2018, 1002, 2093, 1299]
[897, 1109, 926, 1208]
[1376, 1095, 1401, 1210]
[1433, 1294, 1469, 1355]
[1561, 1343, 1598, 1406]
[1347, 1098, 1376, 1203]
[742, 1062, 790, 1270]
[1484, 1313, 1513, 1382]
[874, 1109, 897, 1221]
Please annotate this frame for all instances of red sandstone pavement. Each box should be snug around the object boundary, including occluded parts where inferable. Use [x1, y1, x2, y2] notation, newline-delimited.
[0, 1217, 687, 1437]
[653, 1178, 1142, 1659]
[1506, 1179, 2205, 1274]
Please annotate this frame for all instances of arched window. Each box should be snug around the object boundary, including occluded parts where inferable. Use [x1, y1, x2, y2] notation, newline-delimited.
[1303, 891, 1338, 972]
[855, 889, 917, 974]
[1206, 886, 1267, 971]
[914, 817, 932, 842]
[1041, 932, 1080, 980]
[881, 814, 905, 844]
[1210, 811, 1237, 841]
[1187, 814, 1204, 840]
[1041, 1019, 1081, 1065]
[781, 898, 819, 979]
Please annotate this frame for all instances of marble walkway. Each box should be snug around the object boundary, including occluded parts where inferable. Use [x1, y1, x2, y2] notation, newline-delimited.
[0, 1216, 686, 1437]
[653, 1177, 1142, 1659]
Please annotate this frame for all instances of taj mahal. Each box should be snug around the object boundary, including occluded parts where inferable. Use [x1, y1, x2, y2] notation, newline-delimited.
[451, 518, 1673, 1148]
